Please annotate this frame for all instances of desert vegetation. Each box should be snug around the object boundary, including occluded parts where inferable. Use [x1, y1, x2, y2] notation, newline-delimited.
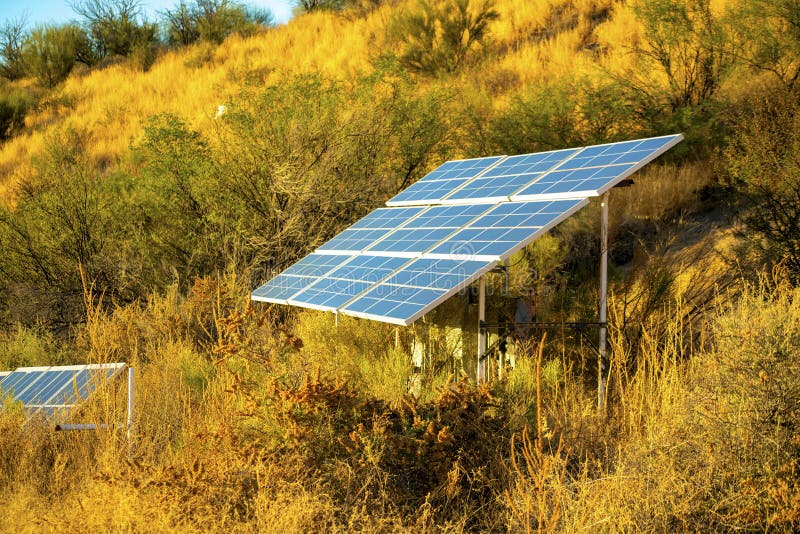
[0, 0, 799, 531]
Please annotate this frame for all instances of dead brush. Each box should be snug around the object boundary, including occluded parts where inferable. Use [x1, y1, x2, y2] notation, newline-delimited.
[505, 333, 570, 533]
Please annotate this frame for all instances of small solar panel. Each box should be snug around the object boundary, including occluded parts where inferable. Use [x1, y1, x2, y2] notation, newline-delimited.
[510, 135, 682, 201]
[441, 148, 579, 204]
[426, 199, 588, 261]
[251, 253, 353, 304]
[0, 363, 125, 418]
[365, 204, 491, 256]
[289, 255, 409, 311]
[316, 206, 426, 254]
[341, 258, 495, 325]
[386, 156, 505, 206]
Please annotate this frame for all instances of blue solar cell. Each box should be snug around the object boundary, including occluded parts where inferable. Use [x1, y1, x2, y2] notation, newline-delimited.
[341, 258, 494, 324]
[16, 370, 68, 404]
[289, 255, 408, 310]
[428, 200, 587, 260]
[386, 156, 504, 205]
[251, 253, 352, 303]
[443, 148, 579, 203]
[48, 370, 91, 405]
[3, 372, 46, 399]
[0, 371, 31, 395]
[317, 207, 425, 253]
[367, 204, 491, 254]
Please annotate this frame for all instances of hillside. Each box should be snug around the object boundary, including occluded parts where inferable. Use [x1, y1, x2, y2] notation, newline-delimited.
[1, 0, 800, 531]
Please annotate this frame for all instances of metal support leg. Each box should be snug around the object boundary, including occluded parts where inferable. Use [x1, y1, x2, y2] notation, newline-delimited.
[127, 366, 134, 445]
[477, 277, 486, 383]
[598, 192, 609, 410]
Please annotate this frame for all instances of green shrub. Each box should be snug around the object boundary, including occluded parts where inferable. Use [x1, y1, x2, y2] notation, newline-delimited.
[21, 24, 91, 87]
[390, 0, 498, 75]
[0, 84, 33, 140]
[726, 88, 800, 281]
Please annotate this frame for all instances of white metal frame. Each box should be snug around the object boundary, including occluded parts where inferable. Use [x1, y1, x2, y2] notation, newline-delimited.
[54, 365, 134, 441]
[598, 193, 609, 410]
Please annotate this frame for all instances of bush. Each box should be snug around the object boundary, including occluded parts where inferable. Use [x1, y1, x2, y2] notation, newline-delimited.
[726, 88, 800, 281]
[390, 0, 498, 75]
[72, 0, 157, 60]
[164, 0, 274, 46]
[0, 84, 33, 140]
[20, 24, 91, 87]
[0, 17, 27, 81]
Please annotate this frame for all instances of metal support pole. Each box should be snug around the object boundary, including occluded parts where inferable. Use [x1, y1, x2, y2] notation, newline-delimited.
[598, 192, 609, 410]
[127, 366, 134, 444]
[477, 277, 486, 383]
[395, 327, 400, 350]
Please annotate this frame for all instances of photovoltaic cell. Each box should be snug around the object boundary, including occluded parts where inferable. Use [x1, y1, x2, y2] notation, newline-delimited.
[251, 253, 352, 304]
[342, 258, 495, 324]
[385, 156, 504, 206]
[427, 199, 588, 260]
[442, 148, 579, 203]
[316, 206, 426, 253]
[366, 204, 491, 256]
[511, 135, 682, 200]
[289, 255, 409, 311]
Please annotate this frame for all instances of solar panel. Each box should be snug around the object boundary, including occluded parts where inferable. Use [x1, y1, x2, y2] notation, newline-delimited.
[510, 135, 682, 201]
[440, 148, 579, 204]
[365, 204, 492, 256]
[0, 363, 125, 418]
[251, 134, 683, 326]
[251, 253, 353, 304]
[425, 199, 588, 261]
[385, 156, 505, 206]
[341, 258, 496, 325]
[316, 206, 426, 254]
[288, 255, 410, 311]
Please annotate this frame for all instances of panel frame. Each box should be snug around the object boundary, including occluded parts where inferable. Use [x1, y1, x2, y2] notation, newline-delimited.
[250, 253, 354, 305]
[438, 147, 581, 205]
[0, 363, 126, 415]
[510, 134, 683, 202]
[385, 155, 507, 207]
[423, 198, 590, 262]
[315, 206, 427, 255]
[340, 258, 499, 326]
[363, 203, 496, 257]
[287, 255, 414, 313]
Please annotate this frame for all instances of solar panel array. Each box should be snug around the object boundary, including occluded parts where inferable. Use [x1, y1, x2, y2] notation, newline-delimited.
[0, 363, 125, 419]
[253, 134, 683, 325]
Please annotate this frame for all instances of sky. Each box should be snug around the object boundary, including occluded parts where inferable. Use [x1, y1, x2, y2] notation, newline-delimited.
[0, 0, 294, 26]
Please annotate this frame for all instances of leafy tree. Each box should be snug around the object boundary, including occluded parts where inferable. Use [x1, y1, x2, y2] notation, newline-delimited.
[726, 89, 800, 281]
[70, 0, 157, 58]
[0, 83, 34, 140]
[630, 0, 732, 110]
[726, 0, 800, 89]
[0, 130, 129, 327]
[163, 0, 274, 46]
[294, 0, 345, 13]
[0, 16, 27, 80]
[488, 78, 636, 155]
[194, 0, 273, 43]
[21, 24, 91, 87]
[163, 2, 200, 46]
[390, 0, 498, 75]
